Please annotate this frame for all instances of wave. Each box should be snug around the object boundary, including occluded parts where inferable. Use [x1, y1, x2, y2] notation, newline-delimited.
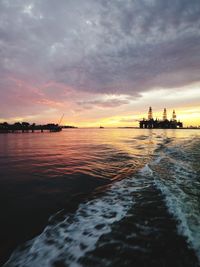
[4, 136, 200, 266]
[4, 174, 151, 267]
[150, 138, 200, 262]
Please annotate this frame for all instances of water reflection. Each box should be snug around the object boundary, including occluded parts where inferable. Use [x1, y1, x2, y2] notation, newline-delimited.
[0, 128, 199, 265]
[0, 128, 199, 184]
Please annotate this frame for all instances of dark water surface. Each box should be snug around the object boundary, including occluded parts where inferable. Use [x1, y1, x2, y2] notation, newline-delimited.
[0, 128, 200, 266]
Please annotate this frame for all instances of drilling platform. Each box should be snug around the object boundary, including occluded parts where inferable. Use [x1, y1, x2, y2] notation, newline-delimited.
[139, 107, 183, 129]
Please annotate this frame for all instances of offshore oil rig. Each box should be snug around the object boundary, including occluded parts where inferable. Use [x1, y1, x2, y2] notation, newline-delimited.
[139, 107, 183, 129]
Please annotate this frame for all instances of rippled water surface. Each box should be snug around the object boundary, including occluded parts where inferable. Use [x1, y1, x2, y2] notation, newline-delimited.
[0, 128, 200, 266]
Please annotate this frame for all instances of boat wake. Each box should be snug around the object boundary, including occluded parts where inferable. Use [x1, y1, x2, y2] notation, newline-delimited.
[4, 175, 150, 267]
[4, 136, 200, 267]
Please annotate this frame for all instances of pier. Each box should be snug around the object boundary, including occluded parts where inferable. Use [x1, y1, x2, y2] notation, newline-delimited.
[0, 122, 62, 133]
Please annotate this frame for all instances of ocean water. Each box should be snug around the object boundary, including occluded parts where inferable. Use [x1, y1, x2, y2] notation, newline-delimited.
[0, 128, 200, 266]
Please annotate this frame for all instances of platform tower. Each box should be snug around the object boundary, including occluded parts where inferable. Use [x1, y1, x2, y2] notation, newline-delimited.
[172, 110, 176, 121]
[163, 108, 167, 121]
[148, 107, 153, 120]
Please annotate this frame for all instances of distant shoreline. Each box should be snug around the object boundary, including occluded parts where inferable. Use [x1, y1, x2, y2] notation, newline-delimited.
[0, 126, 199, 133]
[118, 127, 200, 130]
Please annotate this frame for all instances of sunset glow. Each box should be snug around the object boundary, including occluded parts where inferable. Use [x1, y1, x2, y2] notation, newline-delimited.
[0, 0, 200, 127]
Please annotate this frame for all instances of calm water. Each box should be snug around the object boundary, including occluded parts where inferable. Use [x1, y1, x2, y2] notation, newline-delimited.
[0, 128, 200, 266]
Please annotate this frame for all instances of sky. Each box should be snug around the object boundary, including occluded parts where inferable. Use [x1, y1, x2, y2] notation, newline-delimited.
[0, 0, 200, 127]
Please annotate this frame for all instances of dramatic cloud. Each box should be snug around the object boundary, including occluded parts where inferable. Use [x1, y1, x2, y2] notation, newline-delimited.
[0, 0, 200, 124]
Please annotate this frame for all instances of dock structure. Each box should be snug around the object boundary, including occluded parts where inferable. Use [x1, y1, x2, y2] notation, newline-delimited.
[0, 122, 62, 133]
[139, 107, 183, 129]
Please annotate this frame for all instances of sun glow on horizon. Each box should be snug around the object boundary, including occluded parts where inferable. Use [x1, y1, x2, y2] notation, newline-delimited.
[1, 104, 200, 128]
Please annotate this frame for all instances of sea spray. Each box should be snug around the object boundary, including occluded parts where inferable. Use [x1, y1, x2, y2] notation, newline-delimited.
[4, 176, 151, 267]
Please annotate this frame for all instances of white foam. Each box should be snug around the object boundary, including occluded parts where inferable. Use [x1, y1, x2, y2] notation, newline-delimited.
[139, 164, 153, 176]
[151, 143, 200, 262]
[155, 178, 200, 261]
[4, 177, 148, 267]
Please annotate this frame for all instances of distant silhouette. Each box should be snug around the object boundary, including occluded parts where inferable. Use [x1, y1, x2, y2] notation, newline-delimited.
[0, 122, 62, 133]
[139, 107, 183, 129]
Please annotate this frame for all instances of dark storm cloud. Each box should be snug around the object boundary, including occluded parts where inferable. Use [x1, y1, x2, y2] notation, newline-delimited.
[0, 0, 200, 99]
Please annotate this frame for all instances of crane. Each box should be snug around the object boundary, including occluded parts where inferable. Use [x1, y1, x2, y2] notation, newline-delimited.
[58, 114, 64, 126]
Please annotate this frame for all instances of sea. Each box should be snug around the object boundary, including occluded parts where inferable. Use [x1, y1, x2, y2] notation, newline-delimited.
[0, 128, 200, 267]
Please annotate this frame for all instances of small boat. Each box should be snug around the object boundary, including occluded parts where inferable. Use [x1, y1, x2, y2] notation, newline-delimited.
[99, 126, 104, 129]
[50, 126, 62, 132]
[50, 114, 64, 132]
